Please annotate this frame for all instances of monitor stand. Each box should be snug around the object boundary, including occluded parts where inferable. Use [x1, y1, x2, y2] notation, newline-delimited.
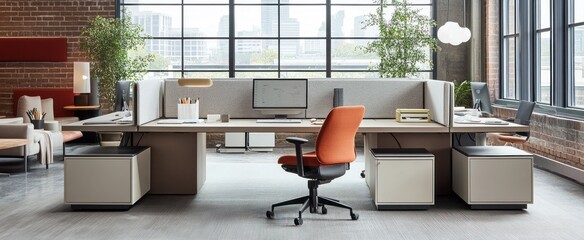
[274, 114, 288, 119]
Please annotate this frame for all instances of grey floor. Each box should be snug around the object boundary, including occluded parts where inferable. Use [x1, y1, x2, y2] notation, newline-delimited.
[1, 148, 584, 240]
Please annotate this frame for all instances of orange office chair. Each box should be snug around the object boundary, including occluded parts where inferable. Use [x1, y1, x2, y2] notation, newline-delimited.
[266, 105, 365, 226]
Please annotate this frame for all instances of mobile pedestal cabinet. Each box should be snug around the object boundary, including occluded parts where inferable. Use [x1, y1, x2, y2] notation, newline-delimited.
[368, 148, 435, 210]
[65, 146, 151, 210]
[452, 146, 533, 209]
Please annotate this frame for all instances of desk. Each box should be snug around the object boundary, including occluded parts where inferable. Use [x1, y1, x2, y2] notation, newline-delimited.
[135, 119, 451, 194]
[65, 116, 527, 195]
[139, 119, 449, 133]
[451, 118, 529, 145]
[63, 112, 137, 132]
[0, 139, 28, 177]
[64, 105, 102, 143]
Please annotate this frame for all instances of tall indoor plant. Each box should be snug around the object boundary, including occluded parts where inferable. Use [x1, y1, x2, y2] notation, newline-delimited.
[363, 0, 438, 78]
[80, 11, 153, 108]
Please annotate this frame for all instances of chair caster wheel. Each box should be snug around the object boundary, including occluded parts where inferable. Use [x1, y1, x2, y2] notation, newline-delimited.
[321, 206, 327, 214]
[266, 211, 274, 219]
[294, 217, 303, 226]
[360, 170, 365, 178]
[350, 213, 359, 220]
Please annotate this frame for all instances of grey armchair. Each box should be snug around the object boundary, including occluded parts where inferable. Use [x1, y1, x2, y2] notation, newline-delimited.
[0, 118, 41, 172]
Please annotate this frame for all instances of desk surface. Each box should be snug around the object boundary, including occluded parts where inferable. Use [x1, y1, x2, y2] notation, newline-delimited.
[138, 119, 450, 133]
[64, 115, 526, 134]
[62, 112, 137, 132]
[451, 118, 529, 133]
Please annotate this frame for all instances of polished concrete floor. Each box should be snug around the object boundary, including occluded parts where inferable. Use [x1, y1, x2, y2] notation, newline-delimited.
[1, 148, 584, 239]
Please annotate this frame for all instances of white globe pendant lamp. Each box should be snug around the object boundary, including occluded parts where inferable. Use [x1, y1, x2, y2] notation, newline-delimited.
[437, 0, 471, 46]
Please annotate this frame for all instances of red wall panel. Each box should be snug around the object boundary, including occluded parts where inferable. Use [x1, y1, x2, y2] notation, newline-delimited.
[0, 38, 67, 62]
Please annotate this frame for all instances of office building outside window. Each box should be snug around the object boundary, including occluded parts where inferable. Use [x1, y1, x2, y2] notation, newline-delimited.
[119, 0, 434, 79]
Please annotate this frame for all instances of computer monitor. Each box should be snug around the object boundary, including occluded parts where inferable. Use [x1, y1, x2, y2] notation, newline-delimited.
[470, 82, 492, 114]
[252, 78, 308, 118]
[114, 80, 131, 112]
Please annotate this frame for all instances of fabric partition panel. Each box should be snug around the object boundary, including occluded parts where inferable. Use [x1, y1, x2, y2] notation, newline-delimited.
[306, 78, 424, 119]
[164, 78, 426, 119]
[424, 80, 453, 126]
[0, 38, 67, 62]
[164, 79, 282, 119]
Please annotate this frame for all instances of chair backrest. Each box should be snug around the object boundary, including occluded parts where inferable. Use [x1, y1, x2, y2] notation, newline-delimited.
[514, 100, 535, 137]
[315, 105, 365, 165]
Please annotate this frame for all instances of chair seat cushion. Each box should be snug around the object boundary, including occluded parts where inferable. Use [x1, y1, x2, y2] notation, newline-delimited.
[62, 131, 83, 142]
[278, 151, 321, 167]
[496, 135, 527, 144]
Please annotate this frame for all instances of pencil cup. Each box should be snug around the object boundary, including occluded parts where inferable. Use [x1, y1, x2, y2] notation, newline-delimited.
[178, 102, 199, 120]
[31, 119, 44, 130]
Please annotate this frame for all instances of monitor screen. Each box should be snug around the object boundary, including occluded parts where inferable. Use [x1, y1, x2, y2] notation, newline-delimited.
[114, 80, 131, 112]
[252, 79, 308, 109]
[470, 82, 492, 114]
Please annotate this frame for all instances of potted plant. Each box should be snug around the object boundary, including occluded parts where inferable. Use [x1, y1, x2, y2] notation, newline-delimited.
[454, 80, 473, 108]
[362, 0, 438, 78]
[80, 11, 154, 110]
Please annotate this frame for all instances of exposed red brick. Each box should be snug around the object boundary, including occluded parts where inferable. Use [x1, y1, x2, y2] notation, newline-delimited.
[0, 0, 115, 116]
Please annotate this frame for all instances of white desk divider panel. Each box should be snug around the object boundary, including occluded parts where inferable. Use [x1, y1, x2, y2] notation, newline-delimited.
[136, 79, 163, 125]
[424, 80, 454, 126]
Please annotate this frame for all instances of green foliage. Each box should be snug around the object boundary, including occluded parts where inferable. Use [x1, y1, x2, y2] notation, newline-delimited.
[362, 0, 438, 78]
[80, 11, 154, 107]
[251, 49, 278, 64]
[454, 80, 473, 108]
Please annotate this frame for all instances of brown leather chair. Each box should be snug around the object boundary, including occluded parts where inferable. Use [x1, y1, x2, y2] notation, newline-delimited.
[266, 105, 365, 226]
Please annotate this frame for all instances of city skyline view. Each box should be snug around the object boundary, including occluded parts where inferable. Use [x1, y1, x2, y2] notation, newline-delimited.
[122, 1, 433, 79]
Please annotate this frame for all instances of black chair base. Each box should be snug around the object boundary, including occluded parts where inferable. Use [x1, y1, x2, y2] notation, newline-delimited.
[266, 180, 359, 226]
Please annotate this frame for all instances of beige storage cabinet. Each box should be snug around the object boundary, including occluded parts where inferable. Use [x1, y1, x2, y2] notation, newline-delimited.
[65, 146, 151, 209]
[452, 146, 533, 209]
[369, 148, 435, 210]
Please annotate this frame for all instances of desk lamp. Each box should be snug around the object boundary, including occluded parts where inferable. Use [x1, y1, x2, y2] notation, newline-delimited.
[178, 78, 213, 87]
[73, 62, 91, 106]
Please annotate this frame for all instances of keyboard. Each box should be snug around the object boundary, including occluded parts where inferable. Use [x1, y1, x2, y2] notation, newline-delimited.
[256, 119, 302, 123]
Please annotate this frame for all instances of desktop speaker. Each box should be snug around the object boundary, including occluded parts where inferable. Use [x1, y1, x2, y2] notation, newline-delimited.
[333, 88, 344, 108]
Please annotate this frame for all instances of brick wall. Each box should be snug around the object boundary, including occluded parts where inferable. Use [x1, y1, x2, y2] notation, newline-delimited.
[0, 0, 115, 116]
[485, 0, 499, 102]
[491, 106, 584, 170]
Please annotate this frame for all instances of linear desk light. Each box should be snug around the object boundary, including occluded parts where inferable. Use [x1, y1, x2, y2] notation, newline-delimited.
[73, 62, 91, 105]
[178, 78, 213, 87]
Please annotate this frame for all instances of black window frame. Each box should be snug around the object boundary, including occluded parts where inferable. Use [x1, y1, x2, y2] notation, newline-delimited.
[497, 0, 584, 120]
[117, 0, 436, 79]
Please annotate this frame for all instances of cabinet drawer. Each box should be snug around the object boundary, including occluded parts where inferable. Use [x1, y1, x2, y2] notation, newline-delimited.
[376, 159, 434, 204]
[65, 157, 132, 204]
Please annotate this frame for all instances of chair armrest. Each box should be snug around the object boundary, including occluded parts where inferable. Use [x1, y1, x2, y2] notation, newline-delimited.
[286, 137, 309, 145]
[286, 137, 309, 177]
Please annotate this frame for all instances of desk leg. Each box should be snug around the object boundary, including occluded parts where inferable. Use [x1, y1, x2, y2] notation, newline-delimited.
[475, 133, 487, 146]
[135, 132, 206, 194]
